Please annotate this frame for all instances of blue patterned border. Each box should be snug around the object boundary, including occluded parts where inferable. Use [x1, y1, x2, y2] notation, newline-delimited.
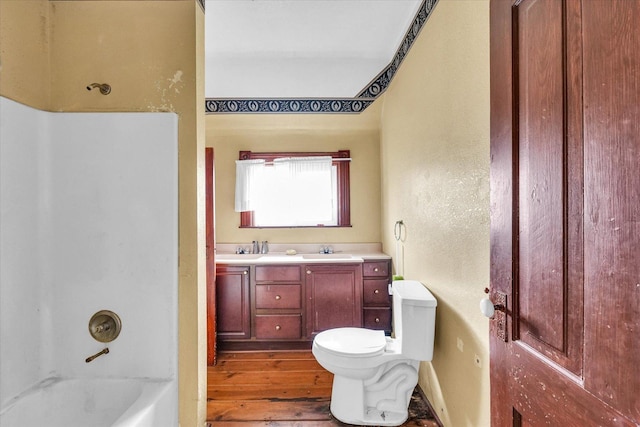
[356, 0, 438, 99]
[205, 0, 438, 114]
[205, 98, 374, 114]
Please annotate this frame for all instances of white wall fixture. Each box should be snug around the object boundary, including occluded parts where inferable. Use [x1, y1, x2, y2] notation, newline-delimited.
[0, 96, 179, 425]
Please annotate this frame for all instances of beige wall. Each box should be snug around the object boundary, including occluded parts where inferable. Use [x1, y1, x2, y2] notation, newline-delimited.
[0, 1, 207, 425]
[0, 0, 51, 109]
[3, 0, 492, 424]
[379, 1, 491, 426]
[206, 105, 383, 244]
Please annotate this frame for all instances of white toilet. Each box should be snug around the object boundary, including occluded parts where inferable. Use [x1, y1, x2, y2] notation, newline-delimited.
[312, 280, 437, 426]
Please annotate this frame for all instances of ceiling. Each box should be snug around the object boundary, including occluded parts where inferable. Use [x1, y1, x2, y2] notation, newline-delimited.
[204, 0, 425, 102]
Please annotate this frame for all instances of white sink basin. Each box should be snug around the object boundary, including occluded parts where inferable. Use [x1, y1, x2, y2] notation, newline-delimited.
[215, 253, 364, 263]
[259, 255, 300, 262]
[216, 254, 262, 260]
[301, 254, 354, 260]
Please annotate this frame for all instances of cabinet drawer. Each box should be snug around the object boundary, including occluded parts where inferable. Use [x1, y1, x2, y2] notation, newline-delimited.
[255, 315, 301, 339]
[363, 308, 391, 331]
[363, 279, 391, 305]
[363, 261, 389, 278]
[256, 265, 301, 282]
[256, 284, 301, 309]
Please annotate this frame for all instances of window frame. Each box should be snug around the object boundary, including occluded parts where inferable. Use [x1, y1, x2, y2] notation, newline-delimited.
[238, 150, 351, 228]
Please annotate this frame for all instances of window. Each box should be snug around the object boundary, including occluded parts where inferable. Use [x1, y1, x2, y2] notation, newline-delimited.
[237, 150, 351, 228]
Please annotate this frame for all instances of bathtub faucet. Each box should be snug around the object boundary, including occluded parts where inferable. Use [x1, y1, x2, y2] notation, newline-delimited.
[95, 321, 112, 333]
[85, 347, 109, 363]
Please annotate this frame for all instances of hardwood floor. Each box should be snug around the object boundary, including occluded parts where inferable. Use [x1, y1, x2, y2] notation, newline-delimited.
[207, 351, 440, 426]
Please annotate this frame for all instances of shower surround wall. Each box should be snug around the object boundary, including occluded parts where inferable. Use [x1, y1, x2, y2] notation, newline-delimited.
[0, 97, 178, 418]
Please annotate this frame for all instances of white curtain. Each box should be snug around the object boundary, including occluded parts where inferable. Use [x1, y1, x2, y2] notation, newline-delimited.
[268, 156, 334, 224]
[235, 159, 265, 212]
[273, 156, 332, 178]
[236, 156, 335, 225]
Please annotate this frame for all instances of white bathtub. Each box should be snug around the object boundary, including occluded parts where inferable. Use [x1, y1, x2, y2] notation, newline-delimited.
[0, 377, 177, 427]
[1, 97, 179, 427]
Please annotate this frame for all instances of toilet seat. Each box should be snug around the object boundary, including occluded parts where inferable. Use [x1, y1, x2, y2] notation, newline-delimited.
[314, 327, 387, 357]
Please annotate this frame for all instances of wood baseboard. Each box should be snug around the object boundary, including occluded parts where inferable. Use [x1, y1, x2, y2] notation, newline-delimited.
[416, 384, 444, 427]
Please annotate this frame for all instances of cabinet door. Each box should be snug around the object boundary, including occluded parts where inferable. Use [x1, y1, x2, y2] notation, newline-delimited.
[215, 265, 250, 340]
[305, 263, 363, 336]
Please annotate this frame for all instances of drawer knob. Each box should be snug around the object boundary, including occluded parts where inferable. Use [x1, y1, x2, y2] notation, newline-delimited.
[307, 270, 311, 274]
[243, 271, 247, 275]
[374, 267, 379, 272]
[275, 295, 281, 300]
[375, 318, 380, 323]
[374, 289, 380, 294]
[275, 325, 281, 331]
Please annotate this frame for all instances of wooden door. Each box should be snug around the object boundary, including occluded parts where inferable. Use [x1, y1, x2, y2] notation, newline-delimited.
[215, 265, 251, 340]
[305, 263, 363, 337]
[206, 148, 217, 365]
[490, 0, 640, 425]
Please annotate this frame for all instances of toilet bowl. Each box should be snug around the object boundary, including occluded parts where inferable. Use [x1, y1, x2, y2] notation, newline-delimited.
[312, 280, 437, 426]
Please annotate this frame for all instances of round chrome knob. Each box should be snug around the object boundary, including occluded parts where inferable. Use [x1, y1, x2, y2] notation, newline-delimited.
[375, 318, 380, 323]
[275, 295, 281, 300]
[275, 325, 281, 331]
[374, 289, 380, 294]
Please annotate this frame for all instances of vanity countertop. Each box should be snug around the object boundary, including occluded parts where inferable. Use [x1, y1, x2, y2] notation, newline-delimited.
[215, 243, 390, 265]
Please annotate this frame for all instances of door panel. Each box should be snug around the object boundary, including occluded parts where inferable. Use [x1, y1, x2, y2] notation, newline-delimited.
[490, 0, 640, 425]
[582, 1, 640, 416]
[514, 0, 583, 375]
[305, 264, 363, 336]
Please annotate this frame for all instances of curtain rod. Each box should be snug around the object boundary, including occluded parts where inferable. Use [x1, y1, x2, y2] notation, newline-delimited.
[258, 158, 352, 165]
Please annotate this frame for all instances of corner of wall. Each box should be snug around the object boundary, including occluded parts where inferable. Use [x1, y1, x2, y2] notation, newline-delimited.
[0, 0, 52, 110]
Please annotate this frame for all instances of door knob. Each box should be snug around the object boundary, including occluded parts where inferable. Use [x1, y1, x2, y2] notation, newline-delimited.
[480, 287, 505, 318]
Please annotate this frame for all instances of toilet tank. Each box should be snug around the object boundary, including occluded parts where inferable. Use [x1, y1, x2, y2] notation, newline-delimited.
[392, 280, 437, 361]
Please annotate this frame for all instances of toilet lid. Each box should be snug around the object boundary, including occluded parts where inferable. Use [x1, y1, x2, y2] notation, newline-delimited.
[315, 328, 387, 357]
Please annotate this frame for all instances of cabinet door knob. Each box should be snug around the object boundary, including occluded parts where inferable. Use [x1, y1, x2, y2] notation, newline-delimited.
[275, 295, 281, 300]
[306, 270, 311, 274]
[374, 267, 379, 272]
[374, 289, 380, 294]
[375, 318, 380, 323]
[275, 325, 281, 331]
[243, 271, 247, 275]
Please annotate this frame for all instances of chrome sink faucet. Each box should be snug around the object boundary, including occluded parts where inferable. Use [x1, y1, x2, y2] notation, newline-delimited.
[319, 246, 333, 254]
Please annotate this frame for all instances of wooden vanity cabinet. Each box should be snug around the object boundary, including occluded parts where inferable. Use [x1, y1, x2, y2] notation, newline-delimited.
[305, 263, 363, 337]
[215, 265, 250, 340]
[362, 260, 392, 333]
[254, 265, 303, 341]
[215, 257, 392, 350]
